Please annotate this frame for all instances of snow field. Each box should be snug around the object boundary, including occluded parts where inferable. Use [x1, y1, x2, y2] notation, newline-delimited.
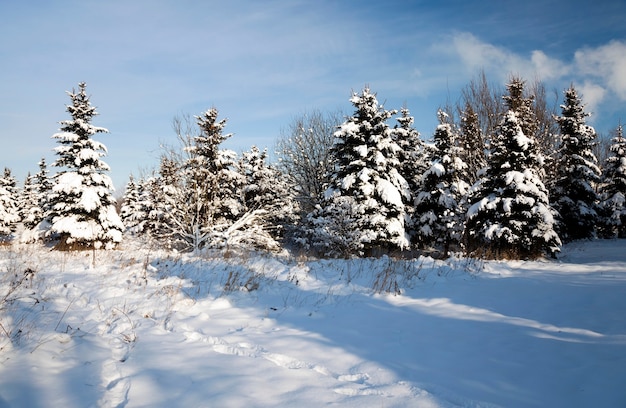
[0, 239, 625, 407]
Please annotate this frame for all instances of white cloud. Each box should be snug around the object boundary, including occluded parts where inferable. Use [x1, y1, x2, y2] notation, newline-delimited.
[576, 81, 606, 117]
[574, 40, 626, 100]
[530, 50, 571, 81]
[447, 33, 626, 125]
[450, 33, 570, 82]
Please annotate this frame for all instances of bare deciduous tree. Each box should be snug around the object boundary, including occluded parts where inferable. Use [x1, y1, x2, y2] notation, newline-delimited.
[275, 109, 344, 214]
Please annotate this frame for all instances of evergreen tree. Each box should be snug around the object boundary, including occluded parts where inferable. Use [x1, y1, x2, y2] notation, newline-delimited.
[414, 110, 469, 256]
[390, 107, 428, 245]
[599, 124, 626, 238]
[551, 86, 602, 241]
[34, 158, 53, 219]
[502, 77, 538, 138]
[165, 108, 244, 251]
[120, 175, 143, 235]
[465, 111, 561, 259]
[48, 82, 123, 249]
[0, 168, 20, 240]
[309, 88, 410, 256]
[150, 156, 182, 247]
[20, 172, 40, 230]
[19, 158, 53, 242]
[137, 175, 164, 240]
[233, 146, 298, 250]
[391, 107, 428, 193]
[189, 108, 242, 228]
[458, 102, 487, 185]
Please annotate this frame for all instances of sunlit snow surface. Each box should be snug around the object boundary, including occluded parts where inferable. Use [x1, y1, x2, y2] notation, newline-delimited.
[1, 239, 625, 407]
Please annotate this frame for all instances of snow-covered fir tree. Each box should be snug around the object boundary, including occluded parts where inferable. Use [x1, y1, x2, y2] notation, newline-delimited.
[145, 156, 182, 247]
[120, 175, 144, 235]
[458, 102, 486, 185]
[163, 108, 244, 251]
[134, 174, 164, 240]
[0, 168, 20, 241]
[307, 88, 410, 256]
[551, 86, 602, 241]
[233, 146, 298, 250]
[599, 124, 626, 238]
[19, 158, 53, 242]
[391, 106, 428, 193]
[390, 106, 430, 230]
[34, 158, 53, 218]
[464, 110, 561, 259]
[47, 82, 123, 249]
[502, 77, 538, 139]
[188, 108, 242, 227]
[20, 172, 39, 229]
[414, 110, 469, 256]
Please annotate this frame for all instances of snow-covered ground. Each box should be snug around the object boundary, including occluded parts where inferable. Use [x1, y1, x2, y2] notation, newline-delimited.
[1, 239, 625, 407]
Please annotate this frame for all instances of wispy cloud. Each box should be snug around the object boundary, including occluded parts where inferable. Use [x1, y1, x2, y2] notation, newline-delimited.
[574, 40, 626, 100]
[450, 32, 571, 82]
[446, 32, 625, 124]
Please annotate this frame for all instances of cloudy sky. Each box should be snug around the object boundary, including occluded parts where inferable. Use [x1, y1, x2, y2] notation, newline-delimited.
[1, 0, 625, 189]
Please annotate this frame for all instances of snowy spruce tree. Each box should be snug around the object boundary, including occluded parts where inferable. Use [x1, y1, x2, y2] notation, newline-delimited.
[464, 110, 561, 259]
[0, 168, 20, 241]
[146, 156, 183, 248]
[414, 110, 469, 256]
[47, 82, 123, 249]
[391, 106, 429, 194]
[599, 124, 626, 238]
[389, 107, 429, 245]
[234, 146, 298, 250]
[20, 172, 39, 230]
[20, 158, 53, 242]
[120, 175, 144, 235]
[164, 108, 244, 251]
[551, 86, 602, 241]
[308, 88, 410, 256]
[457, 102, 486, 185]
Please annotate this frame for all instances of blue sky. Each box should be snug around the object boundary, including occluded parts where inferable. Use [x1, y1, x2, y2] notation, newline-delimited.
[1, 0, 625, 190]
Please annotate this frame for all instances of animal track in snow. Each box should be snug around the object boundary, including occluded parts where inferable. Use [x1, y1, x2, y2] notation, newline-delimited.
[180, 327, 386, 396]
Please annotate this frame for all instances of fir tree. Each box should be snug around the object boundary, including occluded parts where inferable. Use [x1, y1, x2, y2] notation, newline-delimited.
[465, 111, 561, 259]
[20, 172, 40, 230]
[0, 168, 20, 241]
[391, 107, 428, 192]
[120, 175, 143, 235]
[599, 124, 626, 238]
[167, 108, 244, 251]
[309, 88, 410, 256]
[189, 108, 242, 228]
[551, 86, 602, 241]
[19, 158, 53, 242]
[502, 77, 538, 138]
[34, 158, 53, 218]
[390, 107, 429, 244]
[414, 110, 469, 256]
[138, 175, 164, 240]
[48, 82, 123, 249]
[458, 102, 486, 185]
[233, 146, 298, 250]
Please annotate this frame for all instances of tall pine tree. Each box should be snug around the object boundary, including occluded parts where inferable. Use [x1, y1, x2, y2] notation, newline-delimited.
[551, 86, 601, 241]
[48, 82, 123, 249]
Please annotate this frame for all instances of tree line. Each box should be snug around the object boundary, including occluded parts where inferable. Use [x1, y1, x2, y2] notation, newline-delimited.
[1, 75, 625, 259]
